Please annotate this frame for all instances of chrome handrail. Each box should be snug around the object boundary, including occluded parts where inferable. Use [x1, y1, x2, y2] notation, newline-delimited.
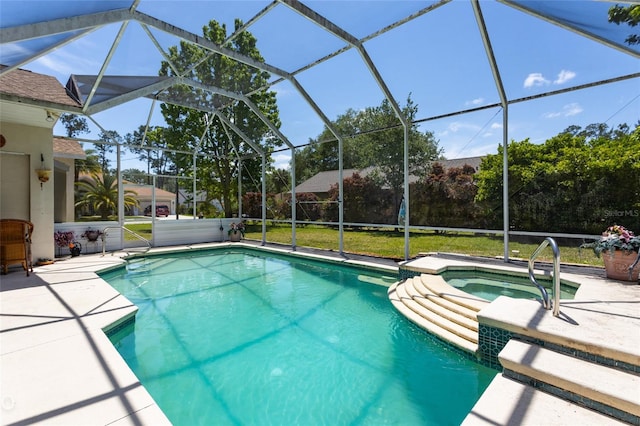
[102, 226, 151, 256]
[528, 237, 560, 316]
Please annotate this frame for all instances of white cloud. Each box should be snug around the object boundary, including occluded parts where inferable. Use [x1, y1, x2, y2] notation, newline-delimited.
[272, 152, 291, 170]
[563, 102, 583, 116]
[465, 97, 484, 107]
[448, 121, 480, 133]
[490, 122, 503, 130]
[554, 69, 576, 85]
[444, 142, 498, 159]
[272, 84, 294, 98]
[524, 73, 549, 88]
[543, 102, 583, 119]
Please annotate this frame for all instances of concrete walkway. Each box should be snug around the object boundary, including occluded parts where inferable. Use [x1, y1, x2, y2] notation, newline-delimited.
[0, 253, 170, 425]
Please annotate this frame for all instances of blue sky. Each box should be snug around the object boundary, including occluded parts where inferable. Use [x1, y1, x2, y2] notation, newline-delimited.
[4, 1, 639, 171]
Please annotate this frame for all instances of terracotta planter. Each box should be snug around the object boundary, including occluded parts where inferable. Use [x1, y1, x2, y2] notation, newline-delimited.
[602, 250, 640, 281]
[229, 232, 242, 242]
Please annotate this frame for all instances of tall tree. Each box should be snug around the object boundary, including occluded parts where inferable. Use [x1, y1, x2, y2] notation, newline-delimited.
[60, 114, 89, 137]
[266, 168, 291, 194]
[608, 4, 640, 45]
[96, 130, 120, 173]
[475, 123, 640, 233]
[59, 113, 98, 182]
[124, 125, 173, 188]
[354, 96, 441, 207]
[296, 95, 441, 208]
[121, 168, 148, 184]
[74, 147, 101, 181]
[159, 19, 281, 217]
[294, 108, 361, 182]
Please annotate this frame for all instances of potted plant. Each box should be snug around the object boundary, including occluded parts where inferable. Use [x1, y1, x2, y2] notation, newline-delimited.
[35, 258, 54, 266]
[69, 241, 82, 257]
[81, 227, 103, 242]
[582, 224, 640, 281]
[228, 222, 245, 242]
[54, 231, 75, 257]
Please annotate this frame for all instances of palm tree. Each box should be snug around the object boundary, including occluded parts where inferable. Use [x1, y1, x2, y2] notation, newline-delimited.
[74, 146, 102, 182]
[75, 172, 139, 220]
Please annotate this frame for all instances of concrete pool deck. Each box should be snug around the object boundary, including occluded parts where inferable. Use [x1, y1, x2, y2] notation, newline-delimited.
[0, 243, 638, 425]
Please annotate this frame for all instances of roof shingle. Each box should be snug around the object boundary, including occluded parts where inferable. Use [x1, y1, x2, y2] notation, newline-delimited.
[53, 137, 86, 159]
[0, 66, 81, 107]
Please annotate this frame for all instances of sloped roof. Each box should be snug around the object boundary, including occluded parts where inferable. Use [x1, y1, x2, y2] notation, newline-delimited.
[295, 168, 361, 194]
[53, 137, 86, 160]
[434, 156, 482, 171]
[124, 183, 175, 201]
[296, 157, 484, 194]
[0, 65, 80, 108]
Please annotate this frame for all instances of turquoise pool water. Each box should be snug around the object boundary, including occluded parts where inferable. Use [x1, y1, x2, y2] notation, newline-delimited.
[102, 249, 496, 425]
[442, 270, 578, 302]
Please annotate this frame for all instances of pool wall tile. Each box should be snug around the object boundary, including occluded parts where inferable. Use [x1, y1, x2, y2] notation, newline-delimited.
[104, 313, 136, 337]
[477, 323, 640, 376]
[514, 334, 640, 375]
[478, 324, 512, 369]
[398, 268, 421, 281]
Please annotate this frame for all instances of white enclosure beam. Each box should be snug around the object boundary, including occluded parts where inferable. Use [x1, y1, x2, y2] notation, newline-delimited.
[472, 0, 510, 262]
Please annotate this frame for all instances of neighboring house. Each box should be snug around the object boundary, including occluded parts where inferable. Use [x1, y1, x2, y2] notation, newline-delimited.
[295, 168, 362, 199]
[0, 66, 82, 261]
[75, 171, 176, 216]
[435, 156, 482, 172]
[294, 157, 484, 199]
[125, 183, 175, 216]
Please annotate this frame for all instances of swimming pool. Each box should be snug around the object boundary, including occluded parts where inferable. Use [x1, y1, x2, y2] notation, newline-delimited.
[102, 248, 496, 425]
[442, 269, 578, 302]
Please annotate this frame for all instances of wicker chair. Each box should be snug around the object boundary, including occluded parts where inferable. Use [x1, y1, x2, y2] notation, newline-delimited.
[0, 219, 34, 276]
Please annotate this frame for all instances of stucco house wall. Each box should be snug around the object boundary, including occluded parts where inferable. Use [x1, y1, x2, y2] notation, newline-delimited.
[54, 158, 75, 223]
[0, 121, 55, 261]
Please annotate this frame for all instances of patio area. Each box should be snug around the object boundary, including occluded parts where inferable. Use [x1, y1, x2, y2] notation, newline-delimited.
[0, 244, 638, 425]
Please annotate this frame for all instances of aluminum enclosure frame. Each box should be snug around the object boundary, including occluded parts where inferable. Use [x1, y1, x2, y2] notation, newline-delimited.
[1, 0, 637, 260]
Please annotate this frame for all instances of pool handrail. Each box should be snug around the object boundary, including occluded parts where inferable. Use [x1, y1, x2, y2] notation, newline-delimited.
[528, 237, 560, 317]
[101, 226, 151, 256]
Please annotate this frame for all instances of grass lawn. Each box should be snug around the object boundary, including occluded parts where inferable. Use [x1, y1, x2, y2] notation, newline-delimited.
[244, 224, 603, 267]
[123, 222, 153, 240]
[115, 221, 602, 266]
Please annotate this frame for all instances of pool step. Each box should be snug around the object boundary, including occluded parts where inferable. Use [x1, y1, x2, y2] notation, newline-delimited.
[388, 274, 489, 354]
[125, 258, 149, 273]
[418, 274, 489, 313]
[389, 282, 478, 353]
[405, 278, 479, 332]
[462, 374, 629, 425]
[497, 339, 640, 424]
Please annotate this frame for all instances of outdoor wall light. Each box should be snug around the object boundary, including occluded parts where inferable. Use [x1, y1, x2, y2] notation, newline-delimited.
[45, 111, 54, 122]
[35, 153, 51, 189]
